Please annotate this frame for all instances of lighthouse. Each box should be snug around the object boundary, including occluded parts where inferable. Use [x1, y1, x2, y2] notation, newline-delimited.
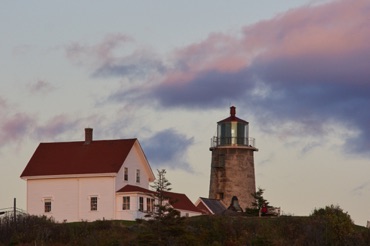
[209, 106, 258, 210]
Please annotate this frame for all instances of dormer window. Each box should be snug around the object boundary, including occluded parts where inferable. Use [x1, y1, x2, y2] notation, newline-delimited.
[136, 169, 140, 183]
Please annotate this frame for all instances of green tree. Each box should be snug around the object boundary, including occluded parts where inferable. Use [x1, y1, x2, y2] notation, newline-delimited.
[136, 169, 187, 245]
[150, 169, 173, 219]
[251, 187, 269, 210]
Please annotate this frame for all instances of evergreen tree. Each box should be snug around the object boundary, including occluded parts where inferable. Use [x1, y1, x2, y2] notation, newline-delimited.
[149, 169, 174, 220]
[136, 169, 186, 245]
[251, 187, 269, 210]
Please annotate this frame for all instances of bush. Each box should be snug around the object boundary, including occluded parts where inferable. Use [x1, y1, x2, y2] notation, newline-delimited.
[310, 204, 354, 245]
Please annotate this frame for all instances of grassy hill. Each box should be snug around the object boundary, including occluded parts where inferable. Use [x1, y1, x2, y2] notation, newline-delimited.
[1, 209, 370, 245]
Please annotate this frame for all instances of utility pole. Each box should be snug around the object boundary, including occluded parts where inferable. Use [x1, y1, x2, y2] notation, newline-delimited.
[13, 198, 16, 229]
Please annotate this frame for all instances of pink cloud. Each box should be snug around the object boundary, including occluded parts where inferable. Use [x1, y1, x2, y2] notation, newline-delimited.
[0, 97, 7, 109]
[246, 0, 370, 65]
[161, 0, 370, 86]
[110, 0, 370, 155]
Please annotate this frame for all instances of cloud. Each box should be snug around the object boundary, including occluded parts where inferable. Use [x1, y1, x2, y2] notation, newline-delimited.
[27, 80, 55, 94]
[34, 114, 81, 140]
[141, 129, 194, 172]
[352, 181, 370, 196]
[65, 34, 165, 80]
[65, 34, 133, 65]
[92, 50, 166, 79]
[0, 97, 35, 148]
[106, 0, 370, 155]
[0, 113, 34, 147]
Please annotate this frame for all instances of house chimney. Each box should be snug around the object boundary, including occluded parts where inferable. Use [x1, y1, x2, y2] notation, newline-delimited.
[85, 128, 93, 144]
[230, 106, 236, 117]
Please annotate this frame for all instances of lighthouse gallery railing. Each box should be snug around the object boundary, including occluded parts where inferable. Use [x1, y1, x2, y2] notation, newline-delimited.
[210, 137, 256, 148]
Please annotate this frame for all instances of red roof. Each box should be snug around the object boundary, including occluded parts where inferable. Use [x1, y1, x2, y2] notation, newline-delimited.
[20, 139, 137, 177]
[163, 191, 202, 213]
[116, 184, 156, 194]
[218, 106, 248, 124]
[117, 185, 201, 213]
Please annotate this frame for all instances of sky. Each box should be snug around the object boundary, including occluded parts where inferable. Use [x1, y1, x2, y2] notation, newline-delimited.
[1, 0, 370, 225]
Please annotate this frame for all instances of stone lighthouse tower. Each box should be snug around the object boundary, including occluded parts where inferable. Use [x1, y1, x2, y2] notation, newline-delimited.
[209, 106, 258, 210]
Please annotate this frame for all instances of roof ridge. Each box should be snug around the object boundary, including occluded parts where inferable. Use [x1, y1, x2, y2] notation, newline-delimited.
[39, 138, 138, 144]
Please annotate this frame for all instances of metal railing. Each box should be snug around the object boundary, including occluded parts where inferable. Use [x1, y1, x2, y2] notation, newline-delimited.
[0, 207, 27, 217]
[210, 136, 256, 148]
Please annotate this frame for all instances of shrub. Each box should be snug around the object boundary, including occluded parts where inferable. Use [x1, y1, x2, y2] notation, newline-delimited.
[310, 204, 354, 244]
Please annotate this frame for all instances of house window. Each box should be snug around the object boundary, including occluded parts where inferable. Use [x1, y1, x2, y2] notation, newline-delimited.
[139, 197, 144, 211]
[90, 196, 98, 211]
[123, 196, 130, 210]
[124, 167, 128, 181]
[136, 169, 140, 183]
[147, 198, 154, 212]
[44, 199, 52, 213]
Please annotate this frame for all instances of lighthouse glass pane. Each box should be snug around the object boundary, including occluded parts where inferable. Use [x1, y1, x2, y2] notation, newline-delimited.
[219, 123, 231, 145]
[231, 123, 237, 145]
[237, 123, 245, 145]
[225, 123, 231, 145]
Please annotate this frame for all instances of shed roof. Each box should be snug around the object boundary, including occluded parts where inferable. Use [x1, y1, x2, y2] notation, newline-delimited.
[196, 197, 227, 215]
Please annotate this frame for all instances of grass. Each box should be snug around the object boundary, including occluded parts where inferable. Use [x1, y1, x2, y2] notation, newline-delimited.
[1, 214, 369, 245]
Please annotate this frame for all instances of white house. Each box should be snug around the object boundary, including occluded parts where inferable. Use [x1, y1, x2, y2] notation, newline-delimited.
[20, 128, 201, 222]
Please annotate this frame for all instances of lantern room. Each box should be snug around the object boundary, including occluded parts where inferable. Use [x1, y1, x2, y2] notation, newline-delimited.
[211, 106, 256, 148]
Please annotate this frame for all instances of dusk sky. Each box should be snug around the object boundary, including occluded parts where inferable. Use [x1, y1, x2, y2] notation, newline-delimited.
[2, 0, 370, 225]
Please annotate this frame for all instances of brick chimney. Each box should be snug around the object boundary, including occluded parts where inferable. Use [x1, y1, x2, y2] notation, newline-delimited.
[230, 106, 236, 117]
[84, 128, 93, 144]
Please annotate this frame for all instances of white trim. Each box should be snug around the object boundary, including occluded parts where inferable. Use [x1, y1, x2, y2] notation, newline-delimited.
[195, 198, 213, 214]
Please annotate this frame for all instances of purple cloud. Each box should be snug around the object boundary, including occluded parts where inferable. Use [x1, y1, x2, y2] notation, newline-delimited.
[35, 115, 81, 140]
[141, 129, 194, 172]
[0, 112, 34, 147]
[105, 0, 370, 155]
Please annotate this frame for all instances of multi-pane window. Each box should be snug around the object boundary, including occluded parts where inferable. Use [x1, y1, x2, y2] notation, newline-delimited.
[136, 169, 140, 183]
[123, 196, 130, 210]
[124, 167, 128, 181]
[146, 198, 154, 212]
[139, 197, 144, 211]
[90, 197, 98, 211]
[44, 199, 51, 213]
